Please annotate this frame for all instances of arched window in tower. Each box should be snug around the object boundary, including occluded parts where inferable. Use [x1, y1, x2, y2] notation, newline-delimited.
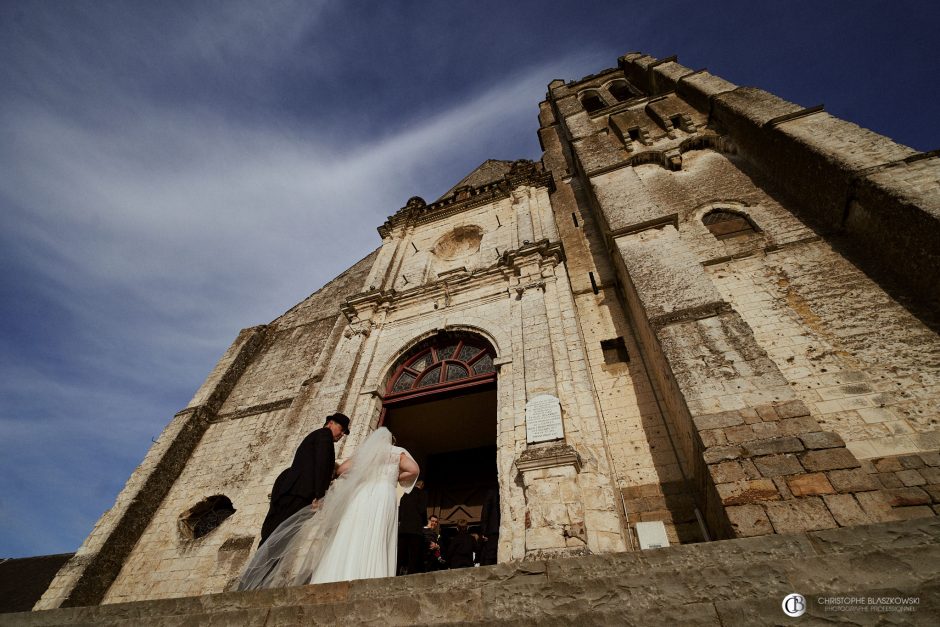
[579, 90, 606, 113]
[387, 335, 496, 398]
[178, 495, 236, 540]
[703, 209, 759, 240]
[607, 80, 632, 102]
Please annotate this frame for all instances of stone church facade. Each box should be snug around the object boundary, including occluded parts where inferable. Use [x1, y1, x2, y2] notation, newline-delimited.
[35, 52, 940, 611]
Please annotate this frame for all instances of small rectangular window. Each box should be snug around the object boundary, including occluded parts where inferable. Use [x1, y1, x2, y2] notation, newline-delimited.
[589, 272, 599, 295]
[572, 212, 579, 228]
[601, 337, 629, 364]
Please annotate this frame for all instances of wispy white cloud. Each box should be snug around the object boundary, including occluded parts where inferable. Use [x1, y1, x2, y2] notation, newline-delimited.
[0, 0, 602, 555]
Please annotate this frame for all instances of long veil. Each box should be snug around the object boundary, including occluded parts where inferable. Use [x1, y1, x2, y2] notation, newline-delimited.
[236, 427, 396, 590]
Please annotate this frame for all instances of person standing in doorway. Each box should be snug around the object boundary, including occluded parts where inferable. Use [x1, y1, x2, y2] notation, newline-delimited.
[479, 487, 500, 565]
[423, 515, 445, 570]
[397, 478, 428, 574]
[445, 519, 475, 569]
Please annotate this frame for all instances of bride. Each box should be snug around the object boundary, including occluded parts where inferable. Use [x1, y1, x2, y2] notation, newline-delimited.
[237, 426, 419, 589]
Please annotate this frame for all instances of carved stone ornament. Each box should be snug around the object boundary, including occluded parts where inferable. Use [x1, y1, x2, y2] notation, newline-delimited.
[432, 225, 484, 260]
[515, 443, 581, 473]
[343, 318, 373, 339]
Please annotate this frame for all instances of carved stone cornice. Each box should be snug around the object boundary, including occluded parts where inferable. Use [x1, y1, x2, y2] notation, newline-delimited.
[340, 239, 566, 319]
[516, 443, 582, 473]
[500, 239, 565, 272]
[377, 160, 554, 238]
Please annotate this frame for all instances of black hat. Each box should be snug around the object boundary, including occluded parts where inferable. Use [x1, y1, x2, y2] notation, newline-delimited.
[327, 412, 351, 435]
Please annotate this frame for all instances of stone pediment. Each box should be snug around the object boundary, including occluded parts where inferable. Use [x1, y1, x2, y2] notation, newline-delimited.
[377, 159, 553, 238]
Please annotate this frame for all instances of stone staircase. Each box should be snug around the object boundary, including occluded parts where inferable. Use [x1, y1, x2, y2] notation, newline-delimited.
[4, 517, 939, 626]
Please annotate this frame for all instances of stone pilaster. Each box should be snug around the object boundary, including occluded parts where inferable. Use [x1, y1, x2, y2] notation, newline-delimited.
[515, 443, 589, 558]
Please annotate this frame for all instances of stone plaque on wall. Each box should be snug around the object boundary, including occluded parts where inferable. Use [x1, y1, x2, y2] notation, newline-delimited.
[526, 394, 563, 444]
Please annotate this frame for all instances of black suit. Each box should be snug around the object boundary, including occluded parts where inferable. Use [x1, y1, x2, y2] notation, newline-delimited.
[397, 487, 428, 574]
[480, 488, 500, 565]
[445, 529, 476, 569]
[259, 427, 335, 545]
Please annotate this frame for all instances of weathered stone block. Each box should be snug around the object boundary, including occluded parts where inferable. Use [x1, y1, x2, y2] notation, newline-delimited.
[739, 459, 762, 480]
[694, 411, 744, 430]
[752, 454, 803, 477]
[919, 466, 940, 484]
[716, 479, 780, 505]
[787, 473, 835, 497]
[777, 416, 819, 436]
[873, 457, 904, 472]
[899, 454, 926, 469]
[774, 399, 811, 419]
[859, 459, 877, 474]
[800, 448, 861, 472]
[726, 504, 773, 537]
[764, 498, 837, 533]
[749, 422, 781, 439]
[710, 461, 746, 484]
[699, 429, 728, 448]
[703, 445, 743, 464]
[893, 506, 936, 520]
[876, 472, 903, 488]
[826, 468, 878, 493]
[885, 487, 931, 507]
[743, 436, 804, 457]
[754, 404, 777, 421]
[822, 494, 872, 526]
[920, 451, 940, 467]
[772, 476, 793, 499]
[739, 407, 761, 425]
[724, 424, 756, 444]
[925, 485, 940, 503]
[526, 527, 566, 551]
[896, 469, 927, 487]
[798, 431, 845, 450]
[854, 491, 898, 523]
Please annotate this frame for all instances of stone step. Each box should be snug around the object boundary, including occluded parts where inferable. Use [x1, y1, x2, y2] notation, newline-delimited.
[4, 517, 939, 626]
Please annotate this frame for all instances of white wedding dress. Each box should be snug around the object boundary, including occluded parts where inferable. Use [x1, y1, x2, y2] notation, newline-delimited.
[310, 443, 413, 583]
[237, 427, 417, 590]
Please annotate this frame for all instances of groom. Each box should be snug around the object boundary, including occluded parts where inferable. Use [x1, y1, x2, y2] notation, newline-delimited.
[259, 412, 351, 545]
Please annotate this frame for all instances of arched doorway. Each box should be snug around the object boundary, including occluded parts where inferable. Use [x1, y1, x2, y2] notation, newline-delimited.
[379, 332, 498, 547]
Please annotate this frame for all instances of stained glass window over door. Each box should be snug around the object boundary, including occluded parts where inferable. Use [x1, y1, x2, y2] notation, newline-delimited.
[386, 335, 496, 397]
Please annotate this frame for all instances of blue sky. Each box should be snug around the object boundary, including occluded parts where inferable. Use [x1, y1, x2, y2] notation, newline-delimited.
[1, 1, 938, 558]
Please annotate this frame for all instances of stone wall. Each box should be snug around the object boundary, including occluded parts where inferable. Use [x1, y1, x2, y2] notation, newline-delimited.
[35, 253, 378, 609]
[10, 517, 940, 626]
[861, 452, 940, 521]
[545, 52, 940, 544]
[708, 243, 940, 459]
